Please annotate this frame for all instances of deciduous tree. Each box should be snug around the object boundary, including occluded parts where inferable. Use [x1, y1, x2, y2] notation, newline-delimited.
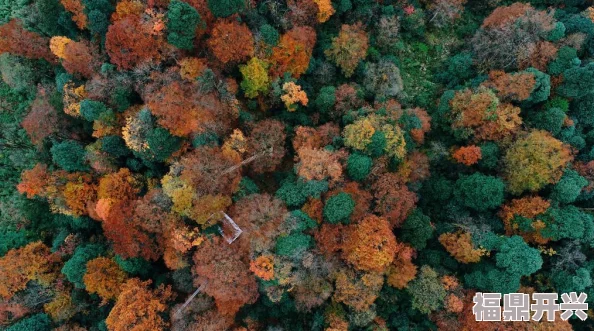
[270, 26, 316, 78]
[333, 269, 383, 312]
[472, 3, 556, 70]
[313, 0, 334, 23]
[105, 16, 163, 70]
[21, 88, 60, 146]
[0, 20, 55, 63]
[0, 242, 58, 300]
[427, 0, 467, 27]
[208, 20, 253, 65]
[438, 231, 486, 264]
[503, 130, 572, 195]
[17, 164, 49, 199]
[406, 266, 446, 314]
[325, 23, 368, 77]
[296, 147, 342, 182]
[281, 81, 308, 111]
[342, 215, 398, 273]
[106, 278, 174, 331]
[229, 193, 287, 256]
[387, 244, 417, 289]
[248, 119, 286, 174]
[50, 37, 98, 78]
[193, 237, 258, 316]
[102, 201, 162, 261]
[145, 81, 228, 137]
[449, 87, 522, 141]
[372, 173, 417, 228]
[482, 70, 536, 102]
[83, 257, 127, 304]
[61, 0, 87, 29]
[240, 58, 269, 98]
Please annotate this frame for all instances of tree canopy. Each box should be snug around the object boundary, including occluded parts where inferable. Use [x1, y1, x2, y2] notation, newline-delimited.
[3, 0, 594, 330]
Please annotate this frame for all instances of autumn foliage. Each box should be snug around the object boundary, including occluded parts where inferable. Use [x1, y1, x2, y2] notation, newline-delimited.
[106, 16, 164, 70]
[499, 196, 551, 244]
[325, 23, 369, 77]
[372, 173, 418, 228]
[0, 242, 58, 300]
[387, 244, 417, 289]
[193, 237, 258, 316]
[439, 232, 486, 264]
[50, 37, 99, 78]
[208, 20, 254, 65]
[83, 257, 128, 303]
[482, 70, 536, 102]
[106, 278, 174, 331]
[449, 87, 522, 141]
[61, 0, 87, 29]
[249, 255, 274, 281]
[452, 145, 482, 166]
[0, 20, 55, 63]
[342, 215, 398, 273]
[270, 26, 316, 78]
[4, 0, 594, 329]
[21, 88, 60, 146]
[504, 130, 573, 195]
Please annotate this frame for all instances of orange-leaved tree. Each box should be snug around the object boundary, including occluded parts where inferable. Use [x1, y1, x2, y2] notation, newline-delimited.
[192, 237, 259, 316]
[341, 215, 398, 273]
[452, 145, 482, 166]
[106, 278, 174, 331]
[498, 196, 551, 244]
[105, 16, 164, 70]
[269, 26, 316, 78]
[83, 257, 128, 304]
[208, 20, 254, 65]
[438, 231, 487, 264]
[0, 20, 55, 63]
[50, 37, 99, 78]
[0, 242, 59, 300]
[325, 23, 368, 77]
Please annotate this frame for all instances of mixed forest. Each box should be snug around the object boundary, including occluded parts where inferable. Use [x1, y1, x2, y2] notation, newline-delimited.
[3, 0, 594, 330]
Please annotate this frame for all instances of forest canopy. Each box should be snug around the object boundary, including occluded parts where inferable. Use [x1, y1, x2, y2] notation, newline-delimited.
[1, 0, 594, 330]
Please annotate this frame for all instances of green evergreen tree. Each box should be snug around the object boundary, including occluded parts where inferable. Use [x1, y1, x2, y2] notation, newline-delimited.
[323, 192, 355, 224]
[454, 173, 505, 211]
[61, 243, 104, 289]
[550, 169, 588, 204]
[259, 24, 279, 46]
[557, 62, 594, 99]
[527, 107, 565, 136]
[141, 127, 181, 162]
[167, 0, 203, 50]
[5, 313, 51, 331]
[276, 178, 328, 208]
[50, 140, 89, 172]
[207, 0, 245, 18]
[495, 236, 542, 277]
[346, 153, 372, 181]
[315, 86, 336, 113]
[400, 209, 433, 250]
[276, 232, 312, 257]
[80, 99, 111, 122]
[100, 135, 130, 158]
